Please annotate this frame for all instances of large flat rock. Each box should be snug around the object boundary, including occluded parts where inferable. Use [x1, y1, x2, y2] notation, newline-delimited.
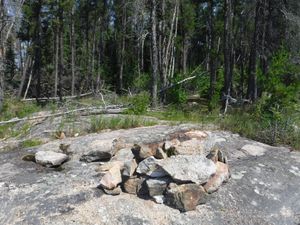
[0, 125, 299, 225]
[158, 155, 216, 184]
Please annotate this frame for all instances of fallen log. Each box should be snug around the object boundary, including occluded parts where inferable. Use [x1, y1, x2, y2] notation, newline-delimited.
[21, 92, 93, 102]
[0, 105, 127, 125]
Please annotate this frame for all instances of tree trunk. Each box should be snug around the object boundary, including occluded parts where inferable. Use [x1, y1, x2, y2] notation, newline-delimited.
[260, 0, 268, 76]
[208, 0, 217, 101]
[0, 0, 5, 111]
[223, 0, 233, 102]
[118, 0, 126, 94]
[151, 0, 159, 107]
[70, 5, 76, 96]
[54, 29, 59, 97]
[58, 4, 64, 101]
[32, 0, 42, 102]
[247, 0, 261, 101]
[18, 55, 31, 98]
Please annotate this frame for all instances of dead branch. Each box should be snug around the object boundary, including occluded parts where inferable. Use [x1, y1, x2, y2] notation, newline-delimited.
[21, 92, 93, 102]
[0, 105, 127, 125]
[159, 68, 207, 93]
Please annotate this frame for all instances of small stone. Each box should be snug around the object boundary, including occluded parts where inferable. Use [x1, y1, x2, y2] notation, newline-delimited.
[55, 131, 66, 139]
[217, 149, 227, 163]
[153, 195, 165, 204]
[122, 176, 146, 196]
[184, 131, 208, 140]
[163, 139, 180, 151]
[35, 151, 68, 167]
[102, 186, 122, 196]
[100, 164, 122, 190]
[80, 151, 112, 163]
[136, 156, 168, 178]
[165, 183, 208, 212]
[122, 159, 138, 177]
[22, 154, 36, 162]
[163, 140, 180, 157]
[146, 177, 171, 197]
[206, 146, 219, 163]
[155, 148, 167, 159]
[131, 144, 156, 161]
[158, 155, 216, 184]
[204, 162, 230, 193]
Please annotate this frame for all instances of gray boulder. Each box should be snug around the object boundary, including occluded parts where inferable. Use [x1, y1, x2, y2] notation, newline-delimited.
[136, 156, 168, 178]
[158, 155, 216, 184]
[35, 151, 68, 167]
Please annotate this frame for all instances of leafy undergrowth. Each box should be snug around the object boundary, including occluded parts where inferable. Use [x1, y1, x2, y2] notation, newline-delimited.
[220, 109, 300, 151]
[146, 105, 218, 124]
[1, 98, 41, 121]
[147, 105, 300, 151]
[89, 116, 158, 133]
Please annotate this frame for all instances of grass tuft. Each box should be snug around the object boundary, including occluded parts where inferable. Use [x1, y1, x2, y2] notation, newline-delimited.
[89, 116, 157, 133]
[21, 139, 43, 148]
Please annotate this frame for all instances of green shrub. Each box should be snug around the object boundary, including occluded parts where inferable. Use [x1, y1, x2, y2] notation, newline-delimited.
[132, 73, 151, 92]
[127, 92, 150, 115]
[166, 74, 187, 104]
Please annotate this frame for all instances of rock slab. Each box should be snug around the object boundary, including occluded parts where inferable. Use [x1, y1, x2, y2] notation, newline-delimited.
[35, 151, 68, 166]
[158, 155, 216, 184]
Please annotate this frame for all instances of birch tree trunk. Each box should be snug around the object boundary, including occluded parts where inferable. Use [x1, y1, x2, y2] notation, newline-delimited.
[118, 0, 126, 94]
[18, 55, 31, 98]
